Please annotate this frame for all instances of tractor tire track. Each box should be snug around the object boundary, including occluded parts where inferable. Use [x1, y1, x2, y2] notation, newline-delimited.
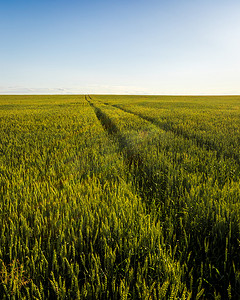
[85, 95, 168, 205]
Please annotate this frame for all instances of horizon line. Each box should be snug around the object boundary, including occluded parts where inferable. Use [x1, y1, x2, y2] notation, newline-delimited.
[0, 93, 240, 96]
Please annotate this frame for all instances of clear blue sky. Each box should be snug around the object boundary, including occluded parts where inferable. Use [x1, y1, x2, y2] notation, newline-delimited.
[1, 0, 240, 94]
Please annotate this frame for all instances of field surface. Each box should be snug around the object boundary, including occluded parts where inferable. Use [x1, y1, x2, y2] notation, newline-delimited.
[0, 95, 240, 299]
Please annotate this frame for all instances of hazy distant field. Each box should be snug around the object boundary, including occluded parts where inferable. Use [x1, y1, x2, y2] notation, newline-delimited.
[0, 95, 240, 299]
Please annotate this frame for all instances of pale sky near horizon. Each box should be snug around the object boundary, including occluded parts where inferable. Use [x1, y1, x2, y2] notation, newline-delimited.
[1, 0, 240, 95]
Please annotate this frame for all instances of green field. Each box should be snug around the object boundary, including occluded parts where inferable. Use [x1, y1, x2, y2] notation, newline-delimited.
[0, 95, 240, 299]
